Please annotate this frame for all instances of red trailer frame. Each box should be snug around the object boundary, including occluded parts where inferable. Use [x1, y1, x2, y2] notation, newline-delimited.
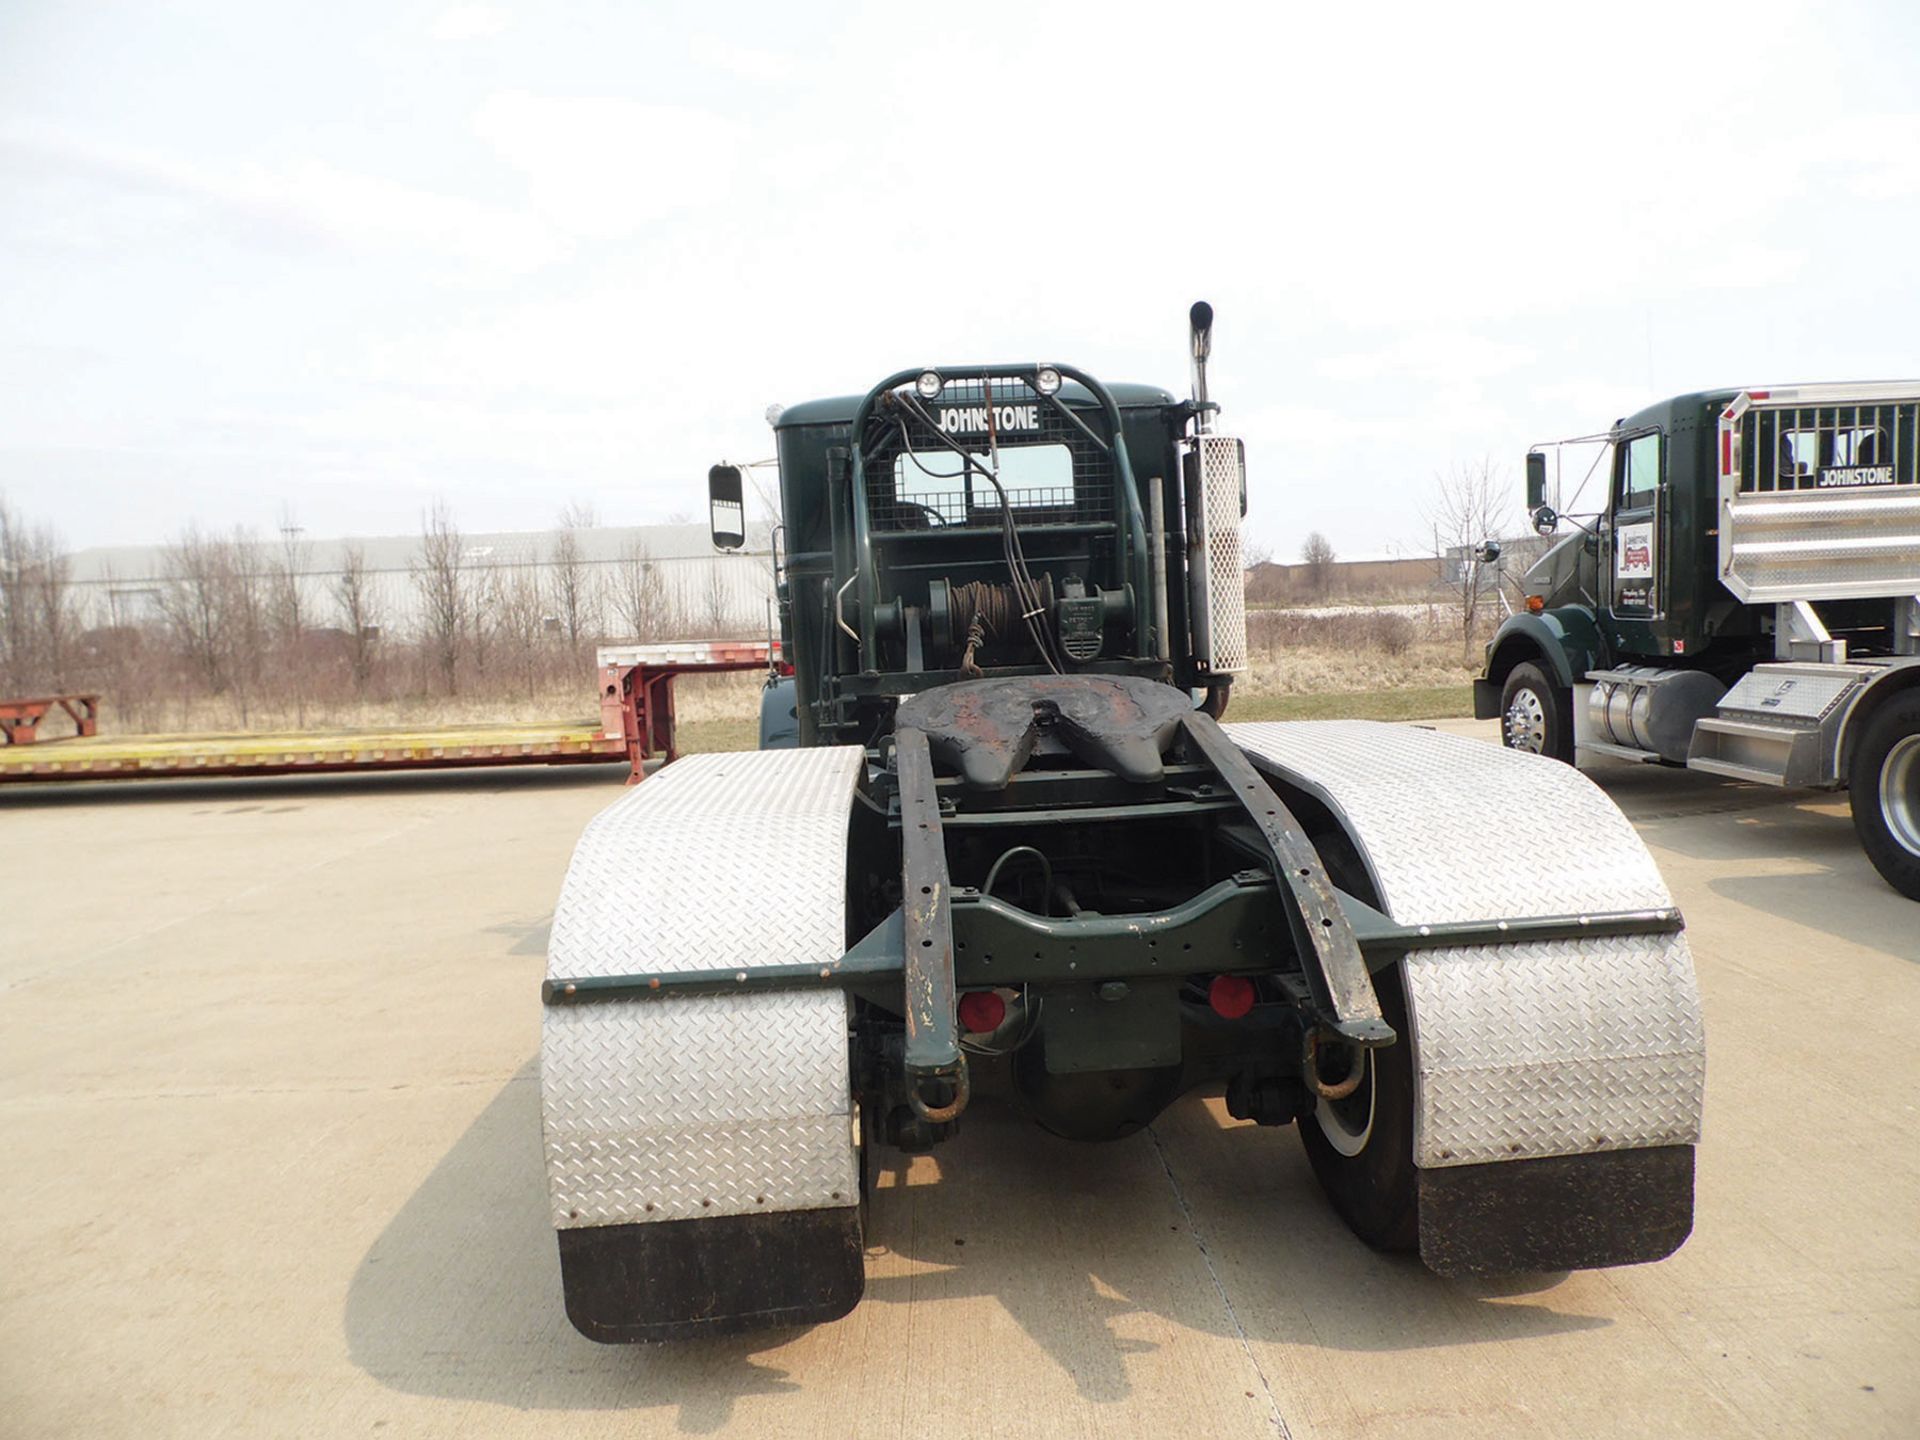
[0, 693, 100, 745]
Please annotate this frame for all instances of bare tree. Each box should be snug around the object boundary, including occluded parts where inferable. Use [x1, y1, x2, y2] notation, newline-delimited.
[467, 549, 502, 683]
[1427, 458, 1514, 660]
[333, 543, 382, 694]
[157, 524, 235, 695]
[704, 556, 735, 634]
[28, 539, 76, 690]
[0, 499, 76, 693]
[547, 501, 599, 653]
[413, 501, 466, 695]
[493, 559, 549, 697]
[611, 538, 672, 640]
[1301, 531, 1337, 598]
[224, 528, 268, 722]
[0, 498, 33, 691]
[269, 509, 309, 645]
[269, 511, 311, 723]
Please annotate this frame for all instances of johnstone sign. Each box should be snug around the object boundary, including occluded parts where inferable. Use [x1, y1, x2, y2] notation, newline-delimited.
[934, 404, 1042, 436]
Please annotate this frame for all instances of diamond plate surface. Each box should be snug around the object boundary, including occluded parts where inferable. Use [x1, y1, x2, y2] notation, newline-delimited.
[1225, 721, 1672, 923]
[1724, 486, 1920, 603]
[1226, 721, 1703, 1168]
[1406, 934, 1704, 1167]
[541, 747, 865, 1227]
[1715, 665, 1858, 723]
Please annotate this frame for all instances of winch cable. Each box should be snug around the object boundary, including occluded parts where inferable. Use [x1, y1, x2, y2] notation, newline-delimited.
[980, 375, 1065, 672]
[894, 389, 1064, 672]
[890, 424, 1055, 673]
[888, 425, 1032, 671]
[893, 389, 1055, 667]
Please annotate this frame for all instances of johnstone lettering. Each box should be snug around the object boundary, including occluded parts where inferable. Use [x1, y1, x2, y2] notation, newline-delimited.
[1817, 466, 1897, 488]
[935, 404, 1042, 435]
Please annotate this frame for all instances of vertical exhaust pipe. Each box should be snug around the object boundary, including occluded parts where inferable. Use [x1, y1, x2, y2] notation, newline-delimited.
[1181, 299, 1247, 676]
[1189, 301, 1214, 433]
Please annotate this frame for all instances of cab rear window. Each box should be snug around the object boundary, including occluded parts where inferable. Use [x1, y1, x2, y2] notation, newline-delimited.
[893, 443, 1076, 525]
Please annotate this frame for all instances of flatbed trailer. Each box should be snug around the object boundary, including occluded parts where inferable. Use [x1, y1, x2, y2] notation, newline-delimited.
[0, 640, 780, 787]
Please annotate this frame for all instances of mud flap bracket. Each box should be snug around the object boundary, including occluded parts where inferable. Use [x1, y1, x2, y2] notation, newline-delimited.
[1182, 709, 1393, 1047]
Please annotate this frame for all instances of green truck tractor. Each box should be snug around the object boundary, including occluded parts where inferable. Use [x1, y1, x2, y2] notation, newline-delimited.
[1478, 384, 1920, 899]
[538, 307, 1706, 1341]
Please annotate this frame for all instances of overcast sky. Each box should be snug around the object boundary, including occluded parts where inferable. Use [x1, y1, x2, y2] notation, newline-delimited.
[4, 0, 1918, 561]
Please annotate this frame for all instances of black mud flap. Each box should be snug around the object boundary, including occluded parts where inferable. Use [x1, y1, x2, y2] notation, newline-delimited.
[557, 1206, 864, 1343]
[1417, 1144, 1694, 1277]
[1471, 675, 1500, 721]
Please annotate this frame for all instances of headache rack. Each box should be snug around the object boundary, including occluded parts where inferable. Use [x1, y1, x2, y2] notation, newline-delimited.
[1719, 383, 1920, 602]
[863, 375, 1119, 534]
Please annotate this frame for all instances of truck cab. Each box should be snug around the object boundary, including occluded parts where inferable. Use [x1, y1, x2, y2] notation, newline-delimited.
[1478, 383, 1920, 898]
[760, 370, 1237, 748]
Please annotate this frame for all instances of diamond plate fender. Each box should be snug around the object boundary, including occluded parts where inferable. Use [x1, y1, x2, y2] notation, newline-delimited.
[1224, 721, 1705, 1170]
[540, 747, 866, 1231]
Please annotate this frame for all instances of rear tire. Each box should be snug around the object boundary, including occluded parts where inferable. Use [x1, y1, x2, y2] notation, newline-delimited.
[1500, 662, 1574, 763]
[1849, 692, 1920, 901]
[1298, 964, 1418, 1252]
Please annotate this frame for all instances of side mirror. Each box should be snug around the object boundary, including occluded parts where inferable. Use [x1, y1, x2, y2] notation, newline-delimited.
[1525, 450, 1547, 511]
[1531, 506, 1559, 537]
[1474, 540, 1502, 565]
[708, 463, 746, 552]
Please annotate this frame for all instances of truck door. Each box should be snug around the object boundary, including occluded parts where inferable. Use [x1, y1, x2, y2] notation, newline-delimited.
[1605, 429, 1663, 618]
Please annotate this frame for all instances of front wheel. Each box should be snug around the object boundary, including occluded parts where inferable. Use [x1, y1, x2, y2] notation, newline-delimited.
[1500, 662, 1574, 763]
[1849, 691, 1920, 901]
[1298, 965, 1418, 1252]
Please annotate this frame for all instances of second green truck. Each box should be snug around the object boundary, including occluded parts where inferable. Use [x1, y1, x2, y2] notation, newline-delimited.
[1479, 382, 1920, 899]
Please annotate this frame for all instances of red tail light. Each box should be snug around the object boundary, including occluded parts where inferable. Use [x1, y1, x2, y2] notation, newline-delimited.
[1208, 974, 1256, 1020]
[958, 990, 1006, 1034]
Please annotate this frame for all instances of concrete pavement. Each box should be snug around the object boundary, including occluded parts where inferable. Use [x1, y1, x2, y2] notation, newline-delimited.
[2, 726, 1915, 1438]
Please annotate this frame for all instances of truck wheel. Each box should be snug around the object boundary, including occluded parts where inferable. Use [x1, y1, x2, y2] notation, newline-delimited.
[1500, 662, 1573, 763]
[1849, 692, 1920, 901]
[1297, 964, 1417, 1252]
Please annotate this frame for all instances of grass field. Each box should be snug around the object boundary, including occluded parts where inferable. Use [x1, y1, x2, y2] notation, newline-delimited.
[673, 681, 1475, 755]
[1223, 683, 1474, 723]
[64, 621, 1487, 755]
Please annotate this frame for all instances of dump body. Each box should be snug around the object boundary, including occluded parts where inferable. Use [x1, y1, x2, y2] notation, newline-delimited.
[1718, 385, 1920, 603]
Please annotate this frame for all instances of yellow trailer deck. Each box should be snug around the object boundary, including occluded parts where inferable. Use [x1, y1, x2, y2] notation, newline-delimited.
[0, 640, 784, 787]
[0, 718, 626, 784]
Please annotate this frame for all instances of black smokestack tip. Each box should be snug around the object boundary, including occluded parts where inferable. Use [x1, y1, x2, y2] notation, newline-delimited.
[1189, 301, 1213, 359]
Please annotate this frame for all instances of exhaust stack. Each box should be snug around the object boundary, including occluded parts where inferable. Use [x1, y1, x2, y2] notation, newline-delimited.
[1180, 300, 1247, 676]
[1189, 301, 1215, 429]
